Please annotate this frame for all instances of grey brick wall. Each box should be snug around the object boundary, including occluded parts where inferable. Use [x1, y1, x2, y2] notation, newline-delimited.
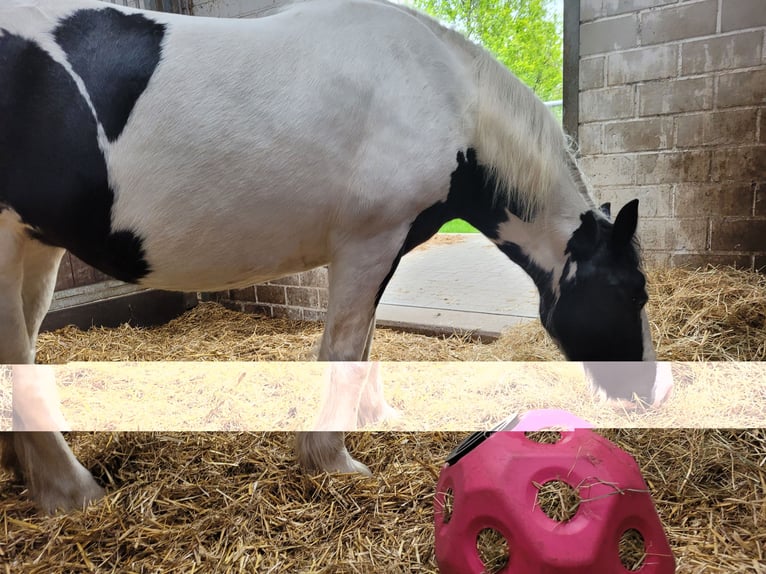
[579, 0, 766, 270]
[208, 268, 329, 321]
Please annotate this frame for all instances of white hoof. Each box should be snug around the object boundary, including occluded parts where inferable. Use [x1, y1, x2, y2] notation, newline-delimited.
[13, 432, 105, 514]
[325, 448, 372, 476]
[296, 431, 371, 476]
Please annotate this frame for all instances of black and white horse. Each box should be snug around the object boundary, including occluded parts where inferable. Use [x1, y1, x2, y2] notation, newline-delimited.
[1, 0, 668, 513]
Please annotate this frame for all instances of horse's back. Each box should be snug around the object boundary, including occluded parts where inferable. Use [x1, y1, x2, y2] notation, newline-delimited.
[1, 0, 474, 291]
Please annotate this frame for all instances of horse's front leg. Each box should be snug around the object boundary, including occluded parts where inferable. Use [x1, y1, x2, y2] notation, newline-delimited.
[313, 362, 376, 432]
[356, 362, 400, 427]
[296, 316, 377, 475]
[296, 240, 404, 475]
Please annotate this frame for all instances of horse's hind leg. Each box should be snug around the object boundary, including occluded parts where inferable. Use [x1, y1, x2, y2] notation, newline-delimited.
[0, 219, 34, 364]
[4, 431, 104, 514]
[0, 221, 32, 495]
[0, 226, 104, 513]
[0, 218, 64, 362]
[20, 239, 65, 357]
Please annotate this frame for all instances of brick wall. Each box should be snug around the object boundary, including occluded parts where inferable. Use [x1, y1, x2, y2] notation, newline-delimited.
[209, 268, 329, 321]
[578, 0, 765, 270]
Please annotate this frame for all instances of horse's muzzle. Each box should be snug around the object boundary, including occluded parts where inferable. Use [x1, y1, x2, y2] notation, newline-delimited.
[584, 361, 674, 410]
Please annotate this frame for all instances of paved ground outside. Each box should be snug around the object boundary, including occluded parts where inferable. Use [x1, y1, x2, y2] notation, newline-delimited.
[377, 234, 539, 338]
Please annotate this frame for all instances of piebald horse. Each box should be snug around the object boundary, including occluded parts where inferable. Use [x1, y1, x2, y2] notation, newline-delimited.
[1, 0, 667, 513]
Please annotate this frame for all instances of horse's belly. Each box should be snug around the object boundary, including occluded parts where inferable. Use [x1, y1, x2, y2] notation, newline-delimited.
[136, 217, 332, 292]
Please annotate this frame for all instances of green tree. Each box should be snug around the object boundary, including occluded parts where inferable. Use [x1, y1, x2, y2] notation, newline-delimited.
[407, 0, 563, 102]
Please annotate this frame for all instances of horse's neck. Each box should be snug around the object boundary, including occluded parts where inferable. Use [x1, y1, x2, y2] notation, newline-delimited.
[493, 170, 591, 295]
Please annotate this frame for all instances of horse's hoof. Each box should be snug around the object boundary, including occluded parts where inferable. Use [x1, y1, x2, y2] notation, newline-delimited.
[35, 468, 105, 515]
[326, 449, 372, 476]
[296, 432, 372, 476]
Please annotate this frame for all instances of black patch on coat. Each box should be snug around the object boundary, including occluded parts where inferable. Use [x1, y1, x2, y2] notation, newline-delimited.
[0, 32, 149, 282]
[54, 8, 165, 142]
[376, 150, 650, 368]
[375, 149, 530, 305]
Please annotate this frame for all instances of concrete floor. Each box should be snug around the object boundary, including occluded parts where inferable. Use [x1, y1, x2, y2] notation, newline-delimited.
[377, 234, 539, 338]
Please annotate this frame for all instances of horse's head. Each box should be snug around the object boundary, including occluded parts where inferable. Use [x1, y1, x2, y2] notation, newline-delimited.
[540, 199, 669, 406]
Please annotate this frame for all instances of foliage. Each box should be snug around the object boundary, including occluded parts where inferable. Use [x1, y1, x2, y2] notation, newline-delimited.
[407, 0, 563, 102]
[407, 1, 563, 233]
[439, 219, 478, 233]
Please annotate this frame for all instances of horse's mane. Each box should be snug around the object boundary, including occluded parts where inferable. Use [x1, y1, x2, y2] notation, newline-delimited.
[383, 0, 574, 220]
[474, 54, 571, 219]
[564, 135, 598, 211]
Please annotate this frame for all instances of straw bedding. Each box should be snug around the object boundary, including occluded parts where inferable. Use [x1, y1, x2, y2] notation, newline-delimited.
[9, 361, 766, 430]
[1, 266, 765, 572]
[1, 430, 764, 573]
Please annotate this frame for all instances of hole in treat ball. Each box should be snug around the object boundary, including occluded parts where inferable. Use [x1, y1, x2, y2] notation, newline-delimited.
[619, 529, 647, 571]
[524, 430, 563, 444]
[476, 528, 509, 574]
[439, 488, 454, 524]
[535, 479, 580, 522]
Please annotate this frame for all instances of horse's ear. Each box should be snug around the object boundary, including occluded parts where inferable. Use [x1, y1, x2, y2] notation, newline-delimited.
[579, 210, 600, 242]
[612, 199, 639, 248]
[599, 202, 611, 218]
[567, 210, 600, 259]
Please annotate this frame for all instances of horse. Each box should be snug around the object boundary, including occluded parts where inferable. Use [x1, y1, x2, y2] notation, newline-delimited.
[0, 0, 668, 513]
